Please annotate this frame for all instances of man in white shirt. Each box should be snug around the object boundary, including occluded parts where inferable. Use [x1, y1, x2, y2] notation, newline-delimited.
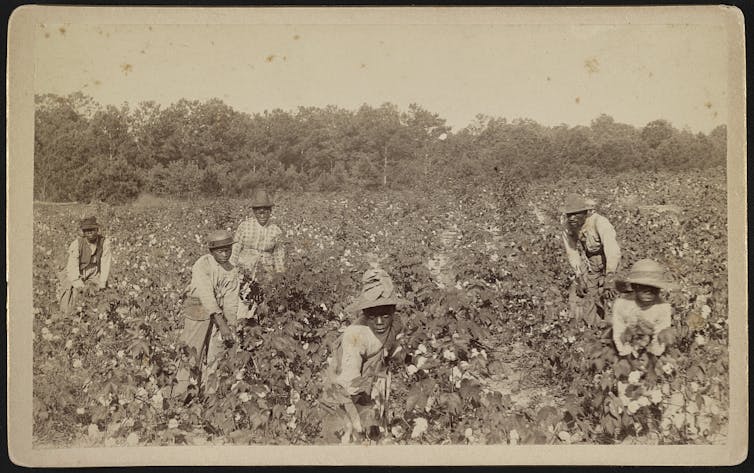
[57, 216, 112, 314]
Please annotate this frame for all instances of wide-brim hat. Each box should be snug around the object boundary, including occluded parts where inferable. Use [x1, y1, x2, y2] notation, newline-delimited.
[251, 189, 274, 208]
[618, 259, 679, 291]
[560, 194, 595, 214]
[346, 268, 409, 313]
[207, 230, 236, 249]
[79, 216, 99, 230]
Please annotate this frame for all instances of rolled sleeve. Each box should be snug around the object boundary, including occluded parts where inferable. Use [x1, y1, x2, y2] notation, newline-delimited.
[612, 300, 632, 356]
[230, 223, 244, 267]
[648, 305, 672, 356]
[97, 238, 112, 288]
[596, 216, 621, 274]
[191, 259, 222, 315]
[562, 231, 584, 276]
[335, 331, 366, 395]
[65, 240, 81, 284]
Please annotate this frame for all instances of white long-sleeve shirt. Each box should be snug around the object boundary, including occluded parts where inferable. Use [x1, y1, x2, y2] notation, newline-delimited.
[184, 254, 239, 322]
[65, 237, 112, 289]
[612, 294, 672, 356]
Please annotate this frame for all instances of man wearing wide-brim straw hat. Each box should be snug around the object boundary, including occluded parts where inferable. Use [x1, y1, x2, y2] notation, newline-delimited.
[173, 230, 240, 400]
[56, 216, 113, 315]
[612, 259, 678, 358]
[320, 267, 408, 443]
[560, 193, 622, 326]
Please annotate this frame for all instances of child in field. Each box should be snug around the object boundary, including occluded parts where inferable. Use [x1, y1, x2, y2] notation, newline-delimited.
[57, 216, 112, 315]
[173, 230, 239, 399]
[320, 267, 407, 443]
[612, 259, 678, 357]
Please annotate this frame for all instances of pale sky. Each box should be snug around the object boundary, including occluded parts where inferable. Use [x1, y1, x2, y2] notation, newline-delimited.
[34, 16, 730, 133]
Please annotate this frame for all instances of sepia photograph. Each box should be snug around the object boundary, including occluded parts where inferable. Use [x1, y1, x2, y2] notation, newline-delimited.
[6, 4, 747, 466]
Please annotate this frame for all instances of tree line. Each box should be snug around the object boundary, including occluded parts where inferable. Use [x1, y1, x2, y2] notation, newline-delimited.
[34, 92, 726, 203]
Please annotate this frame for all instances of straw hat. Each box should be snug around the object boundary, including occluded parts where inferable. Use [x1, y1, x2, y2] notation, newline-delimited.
[560, 194, 595, 214]
[207, 230, 235, 249]
[79, 216, 100, 230]
[618, 259, 679, 290]
[346, 268, 408, 313]
[251, 189, 274, 208]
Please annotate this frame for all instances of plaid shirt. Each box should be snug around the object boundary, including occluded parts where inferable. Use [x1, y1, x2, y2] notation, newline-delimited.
[230, 217, 285, 276]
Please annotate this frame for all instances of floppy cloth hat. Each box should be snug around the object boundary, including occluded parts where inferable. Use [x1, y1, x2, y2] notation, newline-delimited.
[207, 230, 235, 249]
[346, 268, 408, 313]
[618, 259, 679, 291]
[560, 194, 596, 214]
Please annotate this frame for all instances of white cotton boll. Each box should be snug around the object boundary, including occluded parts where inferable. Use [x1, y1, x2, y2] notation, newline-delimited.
[126, 432, 139, 446]
[416, 356, 427, 369]
[509, 429, 520, 445]
[442, 349, 457, 361]
[411, 417, 428, 438]
[406, 365, 418, 376]
[695, 334, 706, 346]
[701, 305, 711, 318]
[464, 428, 473, 440]
[628, 371, 642, 384]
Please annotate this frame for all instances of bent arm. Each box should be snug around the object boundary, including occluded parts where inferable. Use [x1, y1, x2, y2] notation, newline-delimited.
[65, 239, 81, 284]
[230, 222, 244, 267]
[335, 331, 366, 395]
[562, 231, 583, 276]
[97, 238, 112, 288]
[612, 301, 632, 356]
[192, 260, 223, 315]
[596, 216, 621, 274]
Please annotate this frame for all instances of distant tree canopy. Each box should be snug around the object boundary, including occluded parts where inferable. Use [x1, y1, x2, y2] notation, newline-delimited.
[34, 93, 727, 203]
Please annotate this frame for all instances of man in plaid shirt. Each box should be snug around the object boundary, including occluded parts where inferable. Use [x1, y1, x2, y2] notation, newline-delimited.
[230, 189, 285, 279]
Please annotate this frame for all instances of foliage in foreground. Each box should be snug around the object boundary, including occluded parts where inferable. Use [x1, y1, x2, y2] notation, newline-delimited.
[32, 168, 728, 446]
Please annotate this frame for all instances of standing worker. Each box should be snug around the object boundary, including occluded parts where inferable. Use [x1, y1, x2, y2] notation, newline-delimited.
[230, 189, 285, 279]
[561, 194, 621, 325]
[57, 216, 112, 314]
[231, 189, 285, 320]
[320, 267, 407, 443]
[174, 230, 239, 399]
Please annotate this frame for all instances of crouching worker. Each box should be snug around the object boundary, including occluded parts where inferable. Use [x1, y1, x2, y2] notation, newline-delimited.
[320, 268, 407, 444]
[173, 230, 239, 400]
[57, 216, 112, 315]
[612, 259, 679, 358]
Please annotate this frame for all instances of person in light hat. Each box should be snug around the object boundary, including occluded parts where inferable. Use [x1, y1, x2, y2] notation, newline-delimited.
[612, 259, 679, 358]
[320, 267, 408, 443]
[173, 230, 240, 399]
[560, 194, 621, 325]
[230, 189, 285, 279]
[56, 216, 112, 314]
